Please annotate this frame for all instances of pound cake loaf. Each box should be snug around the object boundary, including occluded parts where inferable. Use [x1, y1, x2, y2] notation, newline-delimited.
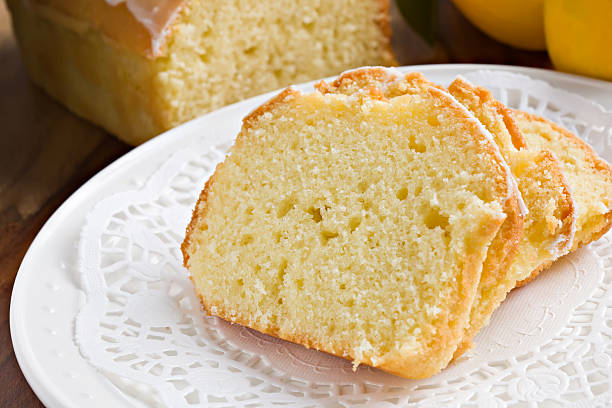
[182, 68, 522, 378]
[448, 77, 574, 357]
[512, 110, 612, 285]
[7, 0, 395, 145]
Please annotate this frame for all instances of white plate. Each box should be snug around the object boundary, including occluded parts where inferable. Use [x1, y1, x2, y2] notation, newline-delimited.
[10, 64, 612, 408]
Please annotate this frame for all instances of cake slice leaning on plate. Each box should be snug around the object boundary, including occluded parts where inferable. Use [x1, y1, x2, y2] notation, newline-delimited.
[512, 110, 612, 285]
[182, 67, 521, 379]
[448, 77, 575, 357]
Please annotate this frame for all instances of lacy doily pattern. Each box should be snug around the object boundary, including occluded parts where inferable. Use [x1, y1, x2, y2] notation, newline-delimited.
[76, 71, 612, 407]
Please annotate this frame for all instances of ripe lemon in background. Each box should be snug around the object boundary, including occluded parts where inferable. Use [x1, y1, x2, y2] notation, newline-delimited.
[545, 0, 612, 81]
[451, 0, 546, 50]
[401, 0, 611, 81]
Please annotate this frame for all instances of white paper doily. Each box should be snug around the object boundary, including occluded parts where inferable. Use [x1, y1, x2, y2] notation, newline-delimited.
[73, 70, 612, 407]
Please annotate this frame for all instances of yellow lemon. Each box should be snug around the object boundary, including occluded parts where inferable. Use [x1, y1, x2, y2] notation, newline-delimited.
[545, 0, 612, 80]
[452, 0, 546, 50]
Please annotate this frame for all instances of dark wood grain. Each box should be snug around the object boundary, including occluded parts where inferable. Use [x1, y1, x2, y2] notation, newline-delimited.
[0, 2, 131, 405]
[0, 0, 551, 406]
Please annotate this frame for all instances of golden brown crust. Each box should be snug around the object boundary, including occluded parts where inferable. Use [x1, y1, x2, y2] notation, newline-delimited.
[513, 260, 552, 288]
[501, 107, 526, 150]
[449, 77, 528, 151]
[476, 149, 576, 298]
[466, 154, 573, 296]
[182, 166, 218, 268]
[513, 110, 612, 178]
[198, 295, 360, 371]
[512, 109, 612, 250]
[583, 215, 612, 244]
[316, 68, 427, 99]
[316, 67, 394, 97]
[426, 85, 520, 208]
[478, 195, 524, 290]
[537, 150, 575, 252]
[242, 87, 301, 130]
[512, 152, 578, 289]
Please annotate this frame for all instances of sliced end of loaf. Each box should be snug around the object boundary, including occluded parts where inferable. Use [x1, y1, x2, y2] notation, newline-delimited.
[156, 0, 397, 129]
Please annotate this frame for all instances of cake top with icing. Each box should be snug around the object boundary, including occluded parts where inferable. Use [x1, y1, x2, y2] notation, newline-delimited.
[32, 0, 186, 57]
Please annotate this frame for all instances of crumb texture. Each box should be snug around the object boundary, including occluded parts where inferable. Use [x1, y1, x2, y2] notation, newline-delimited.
[183, 70, 514, 378]
[513, 111, 612, 250]
[154, 0, 395, 130]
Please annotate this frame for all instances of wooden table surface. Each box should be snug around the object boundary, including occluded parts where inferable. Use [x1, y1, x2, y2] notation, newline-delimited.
[0, 1, 551, 406]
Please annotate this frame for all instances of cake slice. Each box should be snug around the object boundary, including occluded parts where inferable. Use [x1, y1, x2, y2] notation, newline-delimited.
[7, 0, 395, 145]
[512, 110, 612, 285]
[448, 77, 574, 356]
[182, 68, 521, 378]
[317, 69, 526, 360]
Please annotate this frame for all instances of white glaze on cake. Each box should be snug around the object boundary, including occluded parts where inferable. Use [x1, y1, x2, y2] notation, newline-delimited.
[23, 0, 186, 57]
[104, 0, 184, 54]
[441, 81, 528, 217]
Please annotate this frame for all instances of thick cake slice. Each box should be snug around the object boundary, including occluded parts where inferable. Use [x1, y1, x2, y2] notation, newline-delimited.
[512, 110, 612, 284]
[182, 68, 520, 378]
[448, 77, 574, 356]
